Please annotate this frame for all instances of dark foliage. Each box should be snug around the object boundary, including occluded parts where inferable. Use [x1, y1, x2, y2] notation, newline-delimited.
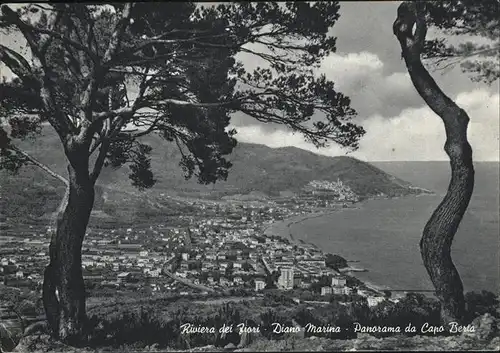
[369, 293, 441, 337]
[422, 1, 499, 84]
[72, 289, 500, 350]
[325, 253, 348, 270]
[0, 2, 364, 185]
[464, 290, 500, 323]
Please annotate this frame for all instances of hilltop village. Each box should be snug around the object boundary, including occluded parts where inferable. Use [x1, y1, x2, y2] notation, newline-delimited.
[1, 180, 390, 312]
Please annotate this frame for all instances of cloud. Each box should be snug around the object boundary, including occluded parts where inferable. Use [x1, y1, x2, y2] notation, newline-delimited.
[233, 46, 421, 126]
[231, 49, 423, 135]
[230, 50, 411, 129]
[354, 89, 500, 161]
[230, 124, 347, 157]
[318, 51, 384, 80]
[317, 52, 423, 119]
[231, 89, 499, 162]
[332, 2, 404, 72]
[457, 90, 500, 162]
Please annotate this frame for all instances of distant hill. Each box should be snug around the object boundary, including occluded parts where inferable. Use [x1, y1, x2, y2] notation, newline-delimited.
[0, 128, 428, 224]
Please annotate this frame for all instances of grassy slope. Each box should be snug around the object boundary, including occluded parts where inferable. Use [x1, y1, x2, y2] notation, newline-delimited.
[1, 128, 424, 223]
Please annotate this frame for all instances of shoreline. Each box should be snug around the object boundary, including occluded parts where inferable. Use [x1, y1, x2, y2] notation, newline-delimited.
[262, 202, 387, 290]
[263, 202, 364, 253]
[263, 204, 361, 243]
[262, 195, 436, 293]
[264, 202, 386, 293]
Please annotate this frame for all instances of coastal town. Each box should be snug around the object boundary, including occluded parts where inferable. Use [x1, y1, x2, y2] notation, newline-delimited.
[1, 179, 390, 320]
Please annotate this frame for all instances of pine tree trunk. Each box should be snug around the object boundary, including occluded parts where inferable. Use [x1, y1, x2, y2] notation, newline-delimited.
[393, 2, 474, 324]
[43, 157, 95, 343]
[421, 136, 473, 324]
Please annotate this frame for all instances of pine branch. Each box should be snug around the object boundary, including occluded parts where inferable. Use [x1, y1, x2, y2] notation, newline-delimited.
[9, 145, 68, 186]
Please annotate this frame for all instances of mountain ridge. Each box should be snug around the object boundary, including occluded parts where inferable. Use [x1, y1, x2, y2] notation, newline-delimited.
[1, 129, 430, 223]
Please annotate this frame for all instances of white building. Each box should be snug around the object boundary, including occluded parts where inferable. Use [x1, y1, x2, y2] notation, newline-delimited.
[117, 272, 131, 283]
[148, 269, 161, 278]
[367, 296, 386, 307]
[82, 260, 95, 268]
[332, 276, 347, 287]
[255, 279, 266, 291]
[321, 286, 333, 296]
[278, 267, 294, 290]
[332, 286, 344, 295]
[343, 286, 353, 295]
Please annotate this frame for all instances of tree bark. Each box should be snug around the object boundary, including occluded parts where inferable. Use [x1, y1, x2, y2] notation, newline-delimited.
[393, 2, 474, 324]
[42, 143, 95, 343]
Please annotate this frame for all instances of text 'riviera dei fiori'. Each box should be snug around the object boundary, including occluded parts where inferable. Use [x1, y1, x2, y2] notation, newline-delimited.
[180, 322, 343, 335]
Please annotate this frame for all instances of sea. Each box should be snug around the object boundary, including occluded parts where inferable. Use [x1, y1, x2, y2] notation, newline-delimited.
[289, 161, 499, 294]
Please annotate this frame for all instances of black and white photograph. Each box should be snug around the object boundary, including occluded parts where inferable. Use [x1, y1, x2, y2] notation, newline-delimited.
[0, 1, 498, 352]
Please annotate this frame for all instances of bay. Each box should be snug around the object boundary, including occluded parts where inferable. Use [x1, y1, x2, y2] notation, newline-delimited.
[289, 162, 499, 293]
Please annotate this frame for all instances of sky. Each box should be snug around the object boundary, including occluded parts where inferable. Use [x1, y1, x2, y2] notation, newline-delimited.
[1, 2, 499, 162]
[230, 2, 500, 162]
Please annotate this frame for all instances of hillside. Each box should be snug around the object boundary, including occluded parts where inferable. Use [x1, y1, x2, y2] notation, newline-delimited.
[0, 128, 429, 223]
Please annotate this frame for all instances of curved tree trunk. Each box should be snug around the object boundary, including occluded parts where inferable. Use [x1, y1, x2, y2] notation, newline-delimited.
[43, 152, 95, 343]
[393, 2, 474, 324]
